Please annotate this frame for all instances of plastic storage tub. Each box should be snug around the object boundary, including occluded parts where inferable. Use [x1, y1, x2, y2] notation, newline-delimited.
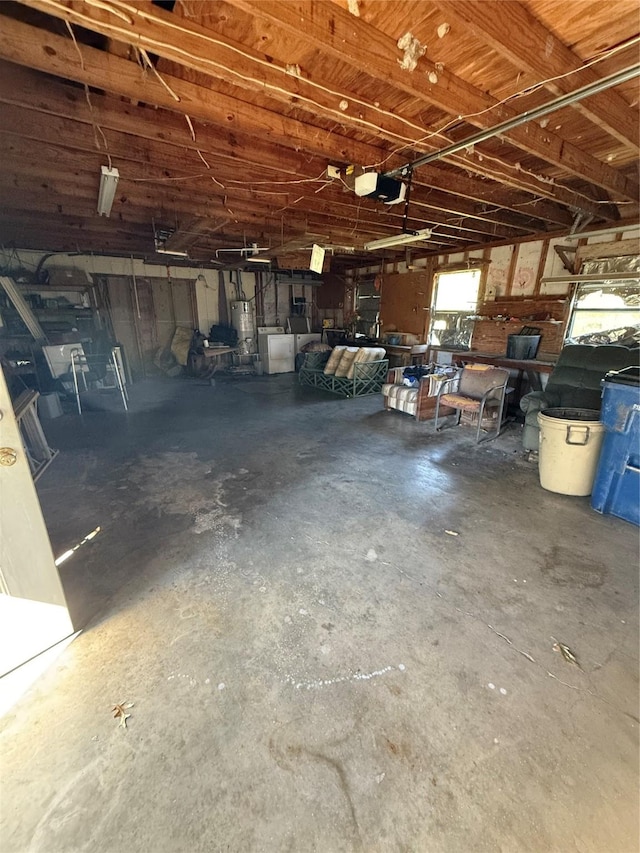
[537, 408, 605, 496]
[506, 334, 541, 360]
[591, 366, 640, 526]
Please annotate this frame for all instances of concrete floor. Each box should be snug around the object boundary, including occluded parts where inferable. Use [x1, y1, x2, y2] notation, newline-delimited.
[1, 374, 638, 853]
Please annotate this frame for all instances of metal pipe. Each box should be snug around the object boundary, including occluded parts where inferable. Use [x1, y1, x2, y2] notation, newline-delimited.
[385, 64, 640, 178]
[540, 272, 640, 284]
[563, 224, 640, 241]
[111, 348, 128, 412]
[130, 254, 141, 319]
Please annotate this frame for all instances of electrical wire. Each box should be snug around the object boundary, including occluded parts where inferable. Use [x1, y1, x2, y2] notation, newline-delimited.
[64, 19, 112, 169]
[365, 35, 640, 170]
[51, 0, 639, 215]
[45, 0, 432, 147]
[47, 0, 638, 237]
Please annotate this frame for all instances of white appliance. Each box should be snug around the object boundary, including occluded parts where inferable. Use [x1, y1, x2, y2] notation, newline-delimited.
[293, 333, 321, 354]
[257, 326, 295, 374]
[230, 300, 256, 354]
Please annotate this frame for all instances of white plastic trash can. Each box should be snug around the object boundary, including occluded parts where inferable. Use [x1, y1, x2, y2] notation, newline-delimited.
[537, 408, 605, 496]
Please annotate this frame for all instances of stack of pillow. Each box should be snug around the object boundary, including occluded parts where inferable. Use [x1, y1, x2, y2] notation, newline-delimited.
[323, 346, 387, 379]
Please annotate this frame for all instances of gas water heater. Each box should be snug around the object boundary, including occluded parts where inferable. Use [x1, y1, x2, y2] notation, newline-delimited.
[230, 300, 256, 355]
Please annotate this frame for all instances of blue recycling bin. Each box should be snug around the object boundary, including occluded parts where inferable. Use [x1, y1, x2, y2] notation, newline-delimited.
[591, 366, 640, 526]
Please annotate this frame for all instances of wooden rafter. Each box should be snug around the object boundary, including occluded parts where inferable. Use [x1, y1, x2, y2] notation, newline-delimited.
[436, 0, 639, 150]
[0, 21, 598, 230]
[0, 0, 636, 262]
[0, 61, 575, 230]
[226, 0, 637, 201]
[0, 116, 547, 243]
[12, 0, 637, 211]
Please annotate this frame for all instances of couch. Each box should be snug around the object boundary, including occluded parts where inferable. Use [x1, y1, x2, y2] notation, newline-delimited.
[381, 367, 457, 421]
[299, 346, 389, 398]
[520, 344, 638, 450]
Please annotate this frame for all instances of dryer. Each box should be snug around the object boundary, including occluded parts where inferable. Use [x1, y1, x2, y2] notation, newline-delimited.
[257, 327, 295, 374]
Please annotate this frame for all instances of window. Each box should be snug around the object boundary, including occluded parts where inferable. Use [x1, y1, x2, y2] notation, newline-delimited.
[429, 269, 481, 348]
[354, 277, 380, 337]
[568, 282, 640, 345]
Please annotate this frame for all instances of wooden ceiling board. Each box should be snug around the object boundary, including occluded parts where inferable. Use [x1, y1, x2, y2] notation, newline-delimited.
[0, 0, 636, 266]
[333, 0, 562, 105]
[526, 0, 640, 55]
[2, 137, 492, 249]
[436, 0, 639, 154]
[0, 69, 565, 236]
[221, 0, 637, 194]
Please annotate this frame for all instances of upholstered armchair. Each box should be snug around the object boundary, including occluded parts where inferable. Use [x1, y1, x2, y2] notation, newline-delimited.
[434, 364, 510, 443]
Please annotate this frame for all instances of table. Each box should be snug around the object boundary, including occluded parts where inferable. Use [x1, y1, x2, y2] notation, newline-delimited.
[192, 346, 237, 379]
[452, 351, 556, 398]
[383, 344, 429, 368]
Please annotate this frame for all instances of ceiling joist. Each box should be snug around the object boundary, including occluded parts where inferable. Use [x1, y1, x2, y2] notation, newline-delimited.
[14, 0, 639, 206]
[436, 0, 639, 150]
[0, 0, 636, 265]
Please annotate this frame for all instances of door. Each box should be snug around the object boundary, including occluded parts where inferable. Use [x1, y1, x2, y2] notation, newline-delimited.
[0, 366, 72, 676]
[379, 271, 432, 339]
[106, 276, 197, 378]
[106, 276, 144, 379]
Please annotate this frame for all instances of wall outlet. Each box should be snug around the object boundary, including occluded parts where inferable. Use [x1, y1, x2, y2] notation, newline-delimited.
[326, 165, 340, 180]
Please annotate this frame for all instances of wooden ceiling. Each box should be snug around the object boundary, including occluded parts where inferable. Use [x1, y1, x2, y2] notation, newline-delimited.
[0, 0, 638, 270]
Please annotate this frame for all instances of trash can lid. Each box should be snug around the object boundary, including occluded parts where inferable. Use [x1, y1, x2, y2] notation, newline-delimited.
[604, 365, 640, 386]
[540, 407, 601, 422]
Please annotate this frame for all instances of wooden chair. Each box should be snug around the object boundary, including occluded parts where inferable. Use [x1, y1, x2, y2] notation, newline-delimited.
[434, 364, 510, 443]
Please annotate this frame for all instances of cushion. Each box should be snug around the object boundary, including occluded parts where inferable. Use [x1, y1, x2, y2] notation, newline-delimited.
[548, 345, 638, 407]
[301, 341, 331, 353]
[386, 385, 418, 404]
[458, 366, 508, 400]
[323, 346, 346, 375]
[334, 347, 359, 378]
[441, 393, 482, 412]
[346, 346, 385, 378]
[347, 346, 373, 379]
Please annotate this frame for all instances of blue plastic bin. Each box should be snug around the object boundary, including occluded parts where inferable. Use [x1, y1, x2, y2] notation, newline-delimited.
[591, 366, 640, 526]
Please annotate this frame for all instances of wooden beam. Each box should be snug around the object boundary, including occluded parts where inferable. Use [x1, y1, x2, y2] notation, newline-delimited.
[436, 0, 639, 150]
[227, 0, 637, 201]
[409, 165, 573, 228]
[0, 18, 608, 220]
[534, 240, 550, 297]
[0, 71, 574, 236]
[0, 161, 478, 249]
[0, 188, 463, 254]
[0, 15, 394, 173]
[15, 0, 443, 156]
[0, 99, 545, 237]
[576, 237, 640, 264]
[0, 101, 572, 237]
[0, 63, 337, 183]
[13, 0, 637, 207]
[0, 165, 527, 247]
[505, 244, 520, 297]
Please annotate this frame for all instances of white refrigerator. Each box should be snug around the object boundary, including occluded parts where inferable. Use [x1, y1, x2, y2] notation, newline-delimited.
[257, 327, 295, 374]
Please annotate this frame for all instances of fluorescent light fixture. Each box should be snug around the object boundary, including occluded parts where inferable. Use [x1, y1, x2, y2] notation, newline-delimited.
[97, 165, 119, 217]
[155, 247, 189, 258]
[364, 228, 432, 251]
[246, 256, 272, 264]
